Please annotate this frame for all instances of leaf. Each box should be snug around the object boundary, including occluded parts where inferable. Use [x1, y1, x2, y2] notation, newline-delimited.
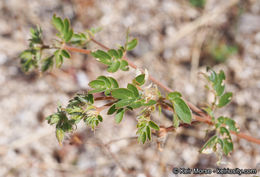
[199, 135, 217, 153]
[91, 50, 111, 60]
[140, 132, 147, 144]
[218, 92, 232, 108]
[117, 49, 123, 58]
[143, 100, 157, 106]
[62, 18, 69, 35]
[134, 74, 145, 86]
[146, 126, 151, 140]
[217, 116, 238, 132]
[107, 105, 117, 115]
[127, 38, 138, 51]
[128, 101, 142, 109]
[107, 77, 119, 88]
[115, 108, 125, 123]
[52, 15, 64, 32]
[64, 29, 73, 42]
[97, 76, 111, 88]
[111, 88, 136, 100]
[89, 80, 105, 89]
[120, 60, 129, 71]
[98, 115, 103, 122]
[41, 56, 54, 72]
[115, 99, 135, 108]
[56, 128, 64, 145]
[108, 49, 119, 59]
[61, 49, 70, 58]
[91, 50, 112, 65]
[149, 121, 160, 130]
[173, 98, 192, 124]
[168, 91, 182, 100]
[107, 60, 120, 73]
[222, 138, 233, 155]
[127, 84, 139, 98]
[173, 112, 180, 128]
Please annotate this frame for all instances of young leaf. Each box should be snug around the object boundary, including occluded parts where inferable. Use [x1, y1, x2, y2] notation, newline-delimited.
[97, 76, 111, 88]
[111, 88, 136, 100]
[64, 29, 73, 42]
[222, 138, 233, 155]
[61, 49, 71, 58]
[115, 99, 135, 108]
[127, 84, 139, 98]
[127, 38, 138, 51]
[56, 128, 64, 145]
[120, 60, 129, 71]
[173, 98, 192, 124]
[107, 105, 117, 115]
[218, 92, 232, 108]
[41, 56, 54, 72]
[108, 77, 119, 88]
[115, 108, 125, 123]
[52, 15, 63, 32]
[107, 60, 120, 73]
[168, 91, 182, 100]
[199, 135, 217, 153]
[146, 126, 151, 140]
[134, 74, 145, 86]
[89, 80, 105, 89]
[140, 132, 147, 144]
[108, 49, 119, 59]
[148, 121, 160, 130]
[173, 112, 180, 128]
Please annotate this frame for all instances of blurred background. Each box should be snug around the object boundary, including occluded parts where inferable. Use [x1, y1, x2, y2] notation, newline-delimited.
[0, 0, 260, 176]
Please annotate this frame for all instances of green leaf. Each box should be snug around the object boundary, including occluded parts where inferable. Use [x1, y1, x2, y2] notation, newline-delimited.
[89, 80, 105, 89]
[111, 88, 136, 100]
[97, 76, 111, 88]
[56, 128, 64, 145]
[173, 112, 180, 128]
[199, 135, 217, 153]
[91, 50, 111, 60]
[134, 74, 145, 86]
[107, 60, 120, 73]
[120, 60, 129, 71]
[222, 138, 233, 155]
[108, 49, 119, 59]
[115, 108, 125, 123]
[128, 101, 142, 109]
[61, 49, 71, 58]
[140, 132, 147, 144]
[115, 99, 135, 108]
[127, 38, 138, 51]
[217, 117, 238, 132]
[62, 18, 69, 36]
[146, 126, 151, 140]
[127, 84, 139, 98]
[52, 15, 64, 32]
[98, 115, 103, 122]
[143, 100, 157, 106]
[189, 0, 205, 8]
[117, 49, 123, 58]
[218, 92, 232, 108]
[107, 77, 119, 88]
[168, 91, 182, 100]
[64, 29, 73, 42]
[41, 56, 54, 72]
[107, 105, 117, 115]
[148, 121, 160, 130]
[173, 98, 192, 124]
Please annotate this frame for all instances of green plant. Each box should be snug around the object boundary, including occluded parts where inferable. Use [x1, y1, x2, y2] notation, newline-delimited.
[210, 42, 238, 62]
[20, 15, 260, 163]
[189, 0, 206, 8]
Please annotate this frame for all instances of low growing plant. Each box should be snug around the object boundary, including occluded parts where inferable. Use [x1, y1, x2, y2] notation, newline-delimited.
[20, 15, 260, 163]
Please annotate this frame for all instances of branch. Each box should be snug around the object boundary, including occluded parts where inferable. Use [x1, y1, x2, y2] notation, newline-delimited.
[63, 39, 260, 146]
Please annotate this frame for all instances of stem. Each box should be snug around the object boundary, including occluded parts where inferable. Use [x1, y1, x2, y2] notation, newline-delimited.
[63, 39, 260, 146]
